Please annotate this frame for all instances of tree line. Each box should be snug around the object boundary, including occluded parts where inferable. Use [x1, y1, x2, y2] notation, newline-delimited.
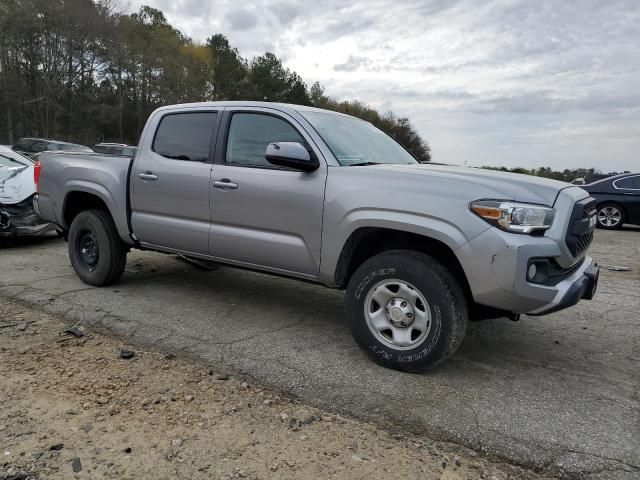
[0, 0, 431, 161]
[480, 166, 628, 183]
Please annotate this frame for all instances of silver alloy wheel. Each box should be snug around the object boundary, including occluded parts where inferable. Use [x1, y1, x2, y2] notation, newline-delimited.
[363, 279, 432, 351]
[598, 206, 622, 227]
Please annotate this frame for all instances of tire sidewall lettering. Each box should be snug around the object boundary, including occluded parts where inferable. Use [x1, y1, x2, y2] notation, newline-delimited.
[355, 268, 396, 300]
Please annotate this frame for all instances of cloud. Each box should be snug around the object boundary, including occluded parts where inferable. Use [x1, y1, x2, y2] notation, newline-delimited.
[224, 9, 257, 31]
[270, 2, 302, 24]
[124, 0, 640, 171]
[469, 91, 640, 115]
[333, 55, 372, 72]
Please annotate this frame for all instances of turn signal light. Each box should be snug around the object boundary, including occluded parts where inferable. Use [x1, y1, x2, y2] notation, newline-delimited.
[470, 204, 501, 220]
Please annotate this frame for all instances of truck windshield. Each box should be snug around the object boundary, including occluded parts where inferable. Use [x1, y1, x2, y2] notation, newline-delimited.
[301, 111, 418, 166]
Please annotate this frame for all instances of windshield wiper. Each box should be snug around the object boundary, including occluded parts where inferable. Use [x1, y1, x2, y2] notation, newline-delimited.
[347, 162, 382, 166]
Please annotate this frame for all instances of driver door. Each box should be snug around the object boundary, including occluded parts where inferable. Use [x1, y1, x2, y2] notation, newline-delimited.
[209, 108, 327, 277]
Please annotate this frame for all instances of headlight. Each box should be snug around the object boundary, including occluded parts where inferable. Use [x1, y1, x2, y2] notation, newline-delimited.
[470, 200, 555, 234]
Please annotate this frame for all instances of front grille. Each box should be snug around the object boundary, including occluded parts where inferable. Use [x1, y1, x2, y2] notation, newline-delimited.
[575, 230, 594, 254]
[584, 200, 596, 216]
[566, 197, 596, 256]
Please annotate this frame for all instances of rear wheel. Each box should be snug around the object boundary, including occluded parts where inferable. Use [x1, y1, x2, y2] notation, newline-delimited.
[596, 203, 625, 229]
[345, 250, 468, 371]
[68, 209, 127, 286]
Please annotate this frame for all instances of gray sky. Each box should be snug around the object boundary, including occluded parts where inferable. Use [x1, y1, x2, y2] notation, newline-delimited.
[126, 0, 640, 172]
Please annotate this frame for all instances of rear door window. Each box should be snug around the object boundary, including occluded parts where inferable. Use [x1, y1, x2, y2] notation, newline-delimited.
[153, 112, 217, 162]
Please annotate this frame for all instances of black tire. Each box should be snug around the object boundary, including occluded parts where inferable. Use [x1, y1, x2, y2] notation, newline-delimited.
[345, 250, 467, 372]
[68, 209, 127, 286]
[596, 203, 626, 230]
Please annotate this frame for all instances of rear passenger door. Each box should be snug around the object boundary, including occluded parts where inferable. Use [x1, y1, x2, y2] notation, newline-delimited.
[131, 109, 219, 254]
[209, 107, 327, 277]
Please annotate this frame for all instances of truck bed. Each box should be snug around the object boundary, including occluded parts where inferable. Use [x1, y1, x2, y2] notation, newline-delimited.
[35, 152, 134, 244]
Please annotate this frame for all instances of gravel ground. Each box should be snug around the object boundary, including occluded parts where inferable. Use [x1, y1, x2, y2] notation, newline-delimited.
[0, 299, 552, 480]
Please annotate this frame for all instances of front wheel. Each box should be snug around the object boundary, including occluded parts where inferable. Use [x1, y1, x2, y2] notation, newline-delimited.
[68, 209, 127, 286]
[345, 250, 468, 371]
[596, 203, 625, 229]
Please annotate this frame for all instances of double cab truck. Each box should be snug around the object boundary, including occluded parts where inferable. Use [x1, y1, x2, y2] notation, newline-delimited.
[34, 101, 599, 371]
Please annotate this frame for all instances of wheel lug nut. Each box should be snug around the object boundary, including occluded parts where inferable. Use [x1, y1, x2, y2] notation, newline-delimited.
[407, 313, 413, 318]
[401, 301, 407, 307]
[390, 299, 395, 306]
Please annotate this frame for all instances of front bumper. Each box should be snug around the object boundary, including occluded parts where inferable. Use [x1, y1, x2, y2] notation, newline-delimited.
[457, 227, 599, 316]
[527, 262, 599, 315]
[0, 196, 54, 237]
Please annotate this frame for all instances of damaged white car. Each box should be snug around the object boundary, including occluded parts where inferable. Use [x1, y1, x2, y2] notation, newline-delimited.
[0, 145, 53, 237]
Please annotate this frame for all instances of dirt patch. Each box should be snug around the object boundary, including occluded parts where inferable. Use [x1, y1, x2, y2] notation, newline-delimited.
[0, 299, 552, 480]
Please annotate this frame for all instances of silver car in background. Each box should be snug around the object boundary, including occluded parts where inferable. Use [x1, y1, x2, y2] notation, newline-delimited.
[0, 146, 53, 236]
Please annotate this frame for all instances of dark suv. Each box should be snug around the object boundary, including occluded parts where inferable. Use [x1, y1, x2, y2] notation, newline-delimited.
[12, 137, 93, 158]
[583, 173, 640, 229]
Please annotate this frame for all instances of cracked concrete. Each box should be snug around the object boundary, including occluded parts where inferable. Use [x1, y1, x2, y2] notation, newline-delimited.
[1, 228, 639, 479]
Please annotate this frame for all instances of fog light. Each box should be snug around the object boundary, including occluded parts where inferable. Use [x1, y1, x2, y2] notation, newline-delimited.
[527, 263, 537, 281]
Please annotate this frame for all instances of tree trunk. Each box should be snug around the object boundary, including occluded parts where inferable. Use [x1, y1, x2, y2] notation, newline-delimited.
[6, 102, 13, 145]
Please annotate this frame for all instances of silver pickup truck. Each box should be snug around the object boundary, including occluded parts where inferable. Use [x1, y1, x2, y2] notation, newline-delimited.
[34, 101, 599, 371]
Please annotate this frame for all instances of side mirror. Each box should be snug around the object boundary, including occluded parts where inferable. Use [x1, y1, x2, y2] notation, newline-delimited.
[265, 142, 319, 172]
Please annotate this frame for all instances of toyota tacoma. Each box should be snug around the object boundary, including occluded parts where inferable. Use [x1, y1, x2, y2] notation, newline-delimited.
[33, 101, 600, 371]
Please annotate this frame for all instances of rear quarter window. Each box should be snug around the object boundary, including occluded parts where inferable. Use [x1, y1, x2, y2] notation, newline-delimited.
[614, 176, 640, 190]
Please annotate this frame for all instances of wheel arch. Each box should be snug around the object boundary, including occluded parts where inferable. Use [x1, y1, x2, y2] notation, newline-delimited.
[63, 190, 110, 228]
[61, 184, 132, 245]
[333, 226, 473, 303]
[596, 200, 627, 214]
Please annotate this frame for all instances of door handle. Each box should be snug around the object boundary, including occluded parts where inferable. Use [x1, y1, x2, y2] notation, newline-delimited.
[213, 179, 238, 190]
[138, 172, 158, 181]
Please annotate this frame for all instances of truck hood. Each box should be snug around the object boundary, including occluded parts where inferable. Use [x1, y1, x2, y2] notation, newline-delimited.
[370, 163, 577, 206]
